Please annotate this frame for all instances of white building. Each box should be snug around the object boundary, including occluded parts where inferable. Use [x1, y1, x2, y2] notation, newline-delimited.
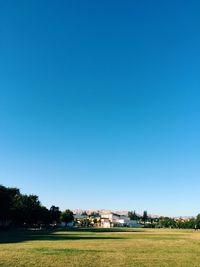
[101, 213, 121, 227]
[118, 215, 131, 226]
[101, 218, 111, 228]
[100, 213, 141, 228]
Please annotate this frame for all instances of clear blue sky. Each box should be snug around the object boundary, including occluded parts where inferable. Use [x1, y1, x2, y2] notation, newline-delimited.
[0, 0, 200, 216]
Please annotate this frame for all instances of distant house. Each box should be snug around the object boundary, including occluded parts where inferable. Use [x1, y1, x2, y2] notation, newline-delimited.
[101, 218, 111, 228]
[64, 212, 141, 228]
[100, 213, 121, 227]
[117, 216, 141, 228]
[100, 213, 141, 228]
[118, 215, 130, 226]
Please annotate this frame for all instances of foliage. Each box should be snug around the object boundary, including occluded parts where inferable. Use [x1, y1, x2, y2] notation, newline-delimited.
[158, 217, 177, 228]
[61, 210, 74, 226]
[80, 218, 92, 227]
[196, 214, 200, 229]
[142, 211, 148, 226]
[15, 194, 42, 225]
[1, 183, 200, 231]
[0, 185, 20, 225]
[0, 184, 62, 229]
[49, 206, 61, 224]
[90, 212, 100, 217]
[158, 217, 196, 229]
[128, 211, 139, 220]
[81, 211, 88, 216]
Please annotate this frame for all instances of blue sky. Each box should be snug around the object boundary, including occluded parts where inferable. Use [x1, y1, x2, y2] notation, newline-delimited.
[0, 0, 200, 216]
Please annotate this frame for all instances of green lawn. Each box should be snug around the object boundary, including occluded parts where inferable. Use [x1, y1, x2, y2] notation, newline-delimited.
[1, 228, 200, 266]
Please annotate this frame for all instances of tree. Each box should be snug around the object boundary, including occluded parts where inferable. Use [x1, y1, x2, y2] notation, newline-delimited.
[142, 211, 148, 226]
[19, 194, 42, 226]
[128, 211, 139, 221]
[90, 212, 100, 218]
[159, 217, 177, 228]
[39, 206, 51, 226]
[0, 184, 63, 229]
[0, 185, 20, 227]
[49, 206, 61, 224]
[80, 218, 91, 227]
[61, 210, 74, 227]
[196, 214, 200, 229]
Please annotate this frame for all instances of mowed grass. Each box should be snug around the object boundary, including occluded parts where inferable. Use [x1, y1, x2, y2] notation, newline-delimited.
[1, 228, 200, 267]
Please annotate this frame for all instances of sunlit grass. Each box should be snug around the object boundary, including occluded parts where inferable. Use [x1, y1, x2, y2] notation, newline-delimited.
[1, 228, 200, 266]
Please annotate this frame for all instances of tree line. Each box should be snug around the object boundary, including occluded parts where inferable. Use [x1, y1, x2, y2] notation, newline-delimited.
[128, 210, 200, 229]
[2, 184, 200, 230]
[0, 185, 74, 230]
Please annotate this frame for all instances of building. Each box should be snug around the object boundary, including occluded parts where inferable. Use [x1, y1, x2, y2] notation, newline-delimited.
[100, 212, 141, 228]
[101, 212, 121, 227]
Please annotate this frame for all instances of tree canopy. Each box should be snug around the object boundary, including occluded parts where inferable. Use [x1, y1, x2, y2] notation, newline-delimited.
[61, 210, 74, 226]
[0, 184, 72, 229]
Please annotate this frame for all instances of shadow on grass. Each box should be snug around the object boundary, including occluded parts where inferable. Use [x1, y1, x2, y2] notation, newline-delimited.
[67, 227, 144, 233]
[0, 229, 131, 244]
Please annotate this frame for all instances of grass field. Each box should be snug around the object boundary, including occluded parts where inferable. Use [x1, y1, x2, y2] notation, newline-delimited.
[1, 228, 200, 267]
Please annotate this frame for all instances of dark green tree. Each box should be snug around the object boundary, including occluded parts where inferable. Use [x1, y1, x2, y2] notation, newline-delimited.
[196, 214, 200, 229]
[39, 206, 51, 226]
[90, 212, 99, 218]
[128, 211, 139, 221]
[159, 217, 177, 228]
[0, 185, 20, 227]
[19, 194, 42, 226]
[61, 210, 74, 227]
[81, 211, 88, 216]
[0, 184, 63, 229]
[142, 211, 148, 226]
[50, 206, 61, 224]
